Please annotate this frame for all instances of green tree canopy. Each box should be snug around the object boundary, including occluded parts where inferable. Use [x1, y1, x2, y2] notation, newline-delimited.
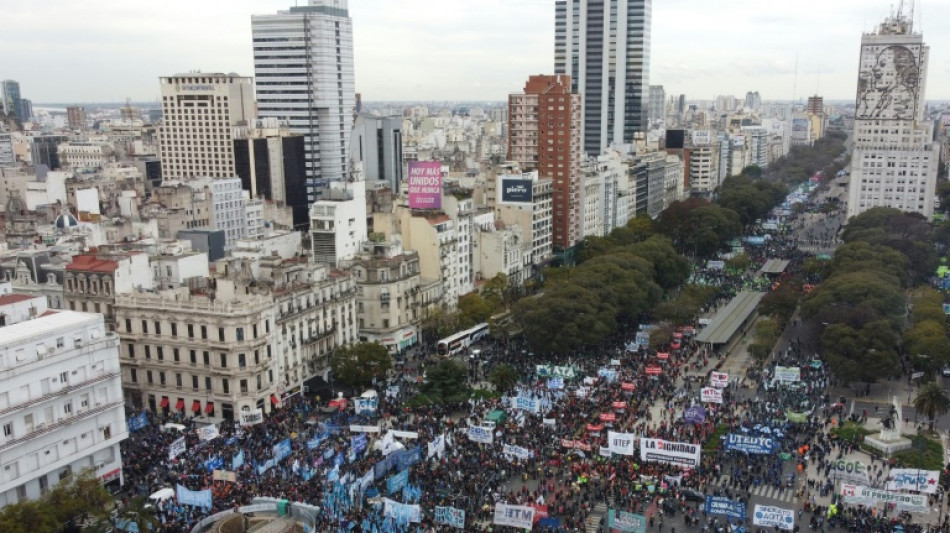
[422, 359, 470, 402]
[914, 382, 950, 432]
[330, 342, 392, 389]
[820, 320, 901, 383]
[488, 364, 519, 393]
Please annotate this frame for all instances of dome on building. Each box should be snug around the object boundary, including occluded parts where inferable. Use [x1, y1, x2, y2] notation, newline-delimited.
[54, 210, 80, 229]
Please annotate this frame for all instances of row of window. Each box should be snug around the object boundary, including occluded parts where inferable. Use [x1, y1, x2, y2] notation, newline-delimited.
[131, 367, 273, 393]
[123, 319, 267, 341]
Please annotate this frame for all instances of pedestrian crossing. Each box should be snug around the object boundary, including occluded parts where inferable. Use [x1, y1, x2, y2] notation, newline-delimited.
[714, 475, 798, 503]
[585, 502, 609, 533]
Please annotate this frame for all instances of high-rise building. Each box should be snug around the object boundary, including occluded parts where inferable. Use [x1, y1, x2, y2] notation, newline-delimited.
[744, 91, 762, 111]
[0, 297, 128, 505]
[252, 1, 356, 201]
[1, 80, 22, 120]
[350, 113, 403, 193]
[233, 119, 309, 229]
[67, 106, 86, 130]
[847, 9, 938, 218]
[554, 0, 652, 155]
[806, 95, 824, 115]
[508, 74, 583, 249]
[648, 85, 665, 125]
[158, 73, 255, 181]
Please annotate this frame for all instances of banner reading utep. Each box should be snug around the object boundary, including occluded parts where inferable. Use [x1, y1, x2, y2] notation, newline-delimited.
[407, 161, 443, 209]
[493, 503, 535, 529]
[639, 437, 700, 467]
[607, 431, 635, 456]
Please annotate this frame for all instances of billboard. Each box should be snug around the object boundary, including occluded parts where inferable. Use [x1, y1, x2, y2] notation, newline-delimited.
[407, 161, 443, 209]
[500, 178, 533, 203]
[691, 130, 712, 146]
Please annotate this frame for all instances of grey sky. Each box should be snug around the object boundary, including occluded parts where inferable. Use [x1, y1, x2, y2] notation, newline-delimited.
[3, 0, 948, 104]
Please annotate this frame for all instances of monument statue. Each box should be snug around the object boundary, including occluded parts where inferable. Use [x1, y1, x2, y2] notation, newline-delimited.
[879, 396, 902, 438]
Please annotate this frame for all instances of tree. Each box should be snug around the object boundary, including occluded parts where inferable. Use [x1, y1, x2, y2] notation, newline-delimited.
[0, 470, 112, 533]
[114, 496, 159, 533]
[488, 364, 519, 393]
[725, 253, 751, 272]
[913, 382, 950, 432]
[422, 359, 469, 402]
[820, 321, 900, 384]
[458, 292, 494, 329]
[481, 273, 509, 309]
[330, 342, 392, 388]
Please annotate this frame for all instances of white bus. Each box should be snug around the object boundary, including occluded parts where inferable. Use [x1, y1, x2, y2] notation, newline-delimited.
[437, 323, 489, 356]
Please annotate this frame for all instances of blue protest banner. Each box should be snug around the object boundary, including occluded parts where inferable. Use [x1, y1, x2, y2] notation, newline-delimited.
[232, 450, 245, 470]
[307, 436, 322, 450]
[705, 496, 747, 520]
[725, 434, 777, 455]
[352, 434, 367, 454]
[273, 438, 292, 462]
[683, 405, 706, 424]
[203, 456, 223, 472]
[176, 484, 212, 509]
[395, 446, 421, 470]
[126, 411, 148, 433]
[386, 468, 409, 495]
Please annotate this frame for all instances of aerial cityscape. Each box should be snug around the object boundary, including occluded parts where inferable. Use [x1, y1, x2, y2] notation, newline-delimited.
[2, 1, 950, 532]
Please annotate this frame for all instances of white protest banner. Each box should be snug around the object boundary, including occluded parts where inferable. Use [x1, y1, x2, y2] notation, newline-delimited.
[887, 469, 941, 494]
[382, 498, 422, 523]
[493, 503, 535, 529]
[434, 506, 465, 528]
[773, 366, 801, 382]
[391, 430, 419, 439]
[547, 378, 564, 390]
[710, 372, 729, 388]
[607, 431, 635, 456]
[841, 484, 929, 512]
[239, 408, 263, 426]
[212, 469, 236, 482]
[427, 433, 446, 459]
[599, 446, 613, 457]
[349, 425, 382, 433]
[467, 426, 493, 444]
[829, 459, 869, 485]
[197, 424, 219, 441]
[168, 436, 186, 460]
[610, 359, 621, 366]
[543, 418, 556, 426]
[701, 387, 723, 404]
[639, 438, 701, 468]
[753, 505, 794, 530]
[512, 396, 539, 413]
[503, 443, 534, 461]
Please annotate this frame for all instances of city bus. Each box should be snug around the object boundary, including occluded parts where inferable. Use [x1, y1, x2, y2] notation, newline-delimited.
[436, 323, 489, 356]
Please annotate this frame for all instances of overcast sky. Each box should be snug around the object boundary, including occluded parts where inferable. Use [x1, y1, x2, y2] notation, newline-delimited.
[4, 0, 948, 104]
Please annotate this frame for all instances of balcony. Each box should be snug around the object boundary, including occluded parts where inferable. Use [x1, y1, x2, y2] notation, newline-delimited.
[0, 401, 124, 452]
[0, 372, 120, 417]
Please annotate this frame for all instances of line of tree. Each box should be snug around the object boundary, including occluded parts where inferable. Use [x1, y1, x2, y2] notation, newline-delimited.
[801, 207, 939, 383]
[765, 131, 848, 185]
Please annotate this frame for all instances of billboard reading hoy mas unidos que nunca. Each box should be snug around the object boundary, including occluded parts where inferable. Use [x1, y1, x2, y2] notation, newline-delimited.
[407, 161, 443, 209]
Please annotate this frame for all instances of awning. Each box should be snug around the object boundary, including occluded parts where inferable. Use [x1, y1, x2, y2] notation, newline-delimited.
[205, 402, 214, 414]
[191, 400, 201, 413]
[175, 399, 185, 411]
[270, 394, 279, 405]
[160, 397, 169, 408]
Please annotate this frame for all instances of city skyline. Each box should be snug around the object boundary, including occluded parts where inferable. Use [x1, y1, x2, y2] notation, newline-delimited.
[3, 0, 949, 104]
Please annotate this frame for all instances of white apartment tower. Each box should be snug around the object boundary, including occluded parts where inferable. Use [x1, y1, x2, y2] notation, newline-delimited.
[158, 73, 255, 180]
[252, 0, 356, 201]
[847, 7, 938, 219]
[556, 0, 652, 155]
[0, 296, 127, 506]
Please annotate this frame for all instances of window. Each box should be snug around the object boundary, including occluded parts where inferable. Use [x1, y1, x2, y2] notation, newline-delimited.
[159, 372, 166, 386]
[257, 375, 262, 390]
[64, 402, 72, 414]
[176, 374, 182, 387]
[240, 379, 248, 393]
[218, 328, 225, 342]
[254, 350, 259, 365]
[147, 371, 153, 384]
[3, 422, 11, 437]
[130, 369, 137, 383]
[59, 371, 68, 384]
[154, 322, 161, 335]
[171, 323, 177, 336]
[188, 324, 194, 338]
[173, 348, 180, 362]
[201, 326, 207, 339]
[125, 319, 132, 332]
[141, 320, 148, 334]
[127, 345, 135, 358]
[220, 353, 227, 367]
[203, 351, 210, 366]
[222, 379, 229, 394]
[157, 347, 164, 361]
[239, 353, 246, 367]
[265, 320, 270, 334]
[236, 327, 244, 341]
[205, 377, 212, 390]
[253, 324, 258, 338]
[145, 346, 151, 359]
